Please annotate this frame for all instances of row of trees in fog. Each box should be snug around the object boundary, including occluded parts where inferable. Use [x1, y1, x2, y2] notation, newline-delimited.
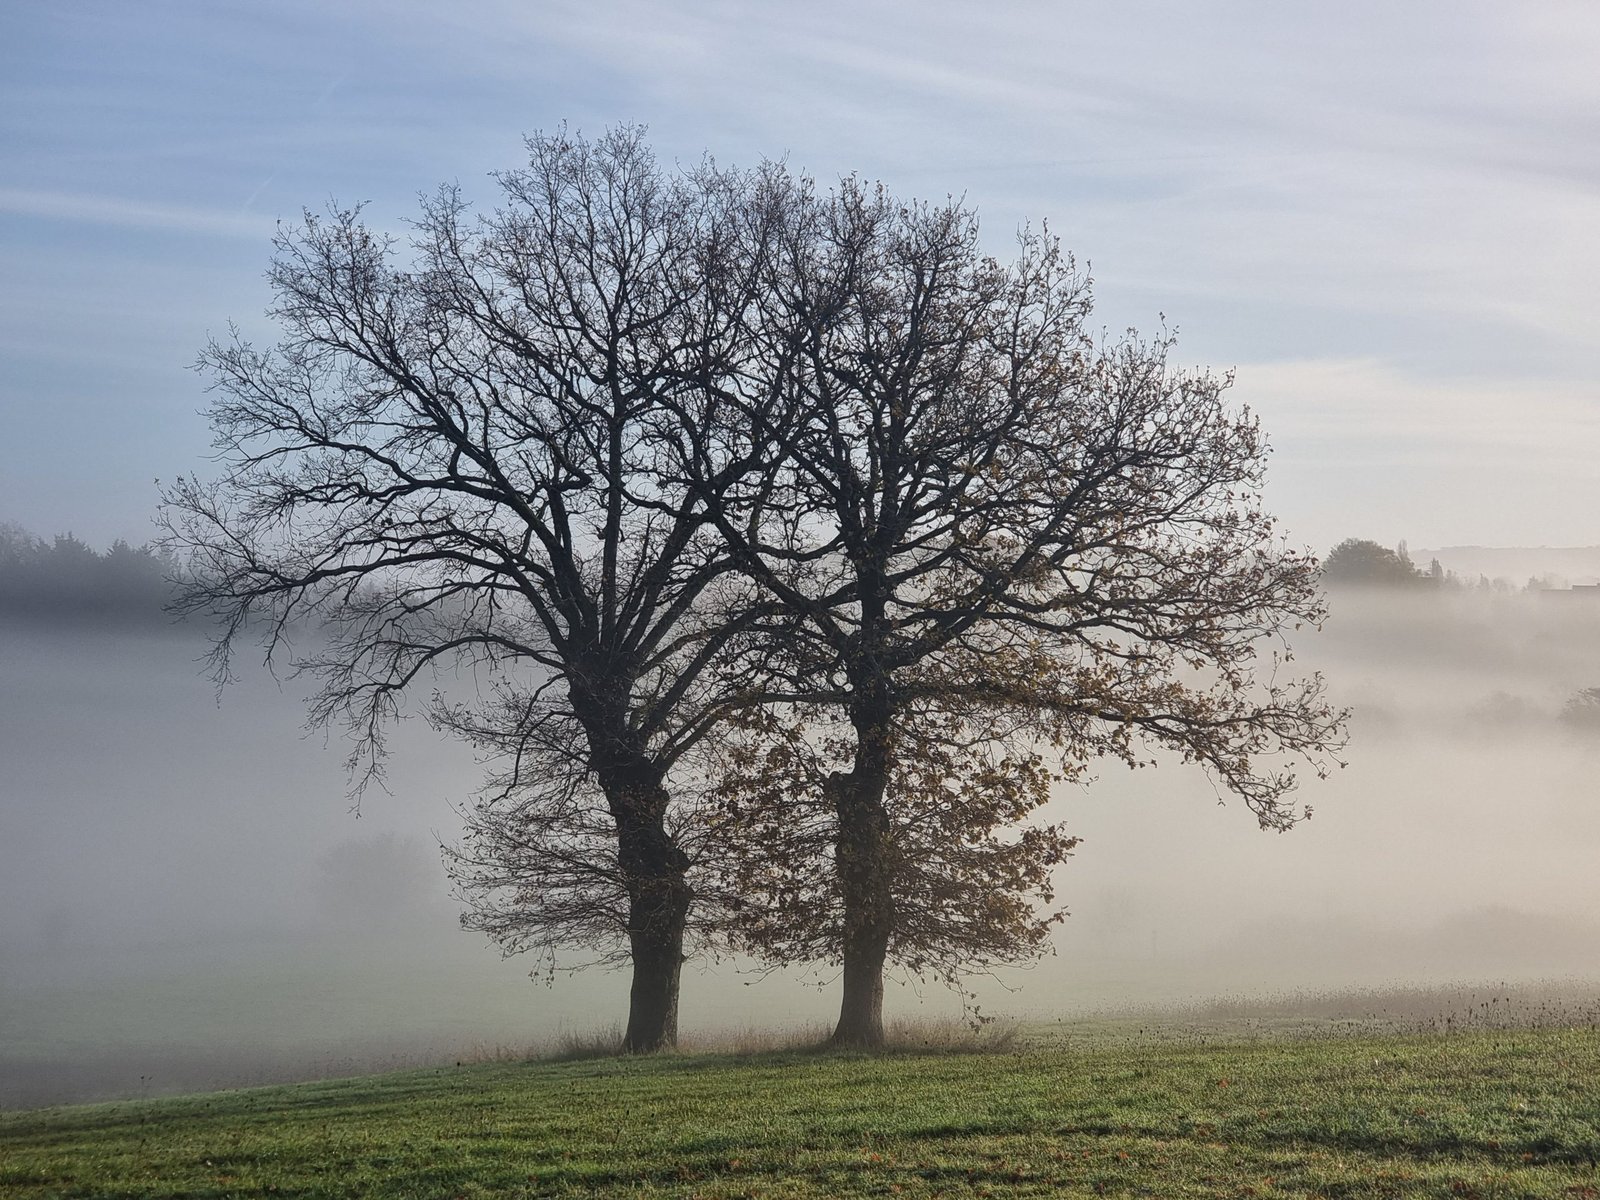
[158, 127, 1345, 1051]
[0, 524, 172, 622]
[1322, 537, 1598, 593]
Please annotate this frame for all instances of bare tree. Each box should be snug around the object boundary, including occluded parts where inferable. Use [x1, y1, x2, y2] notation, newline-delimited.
[161, 127, 783, 1051]
[695, 181, 1346, 1046]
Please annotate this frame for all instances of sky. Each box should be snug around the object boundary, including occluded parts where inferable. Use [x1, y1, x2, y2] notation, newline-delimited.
[3, 1, 1598, 555]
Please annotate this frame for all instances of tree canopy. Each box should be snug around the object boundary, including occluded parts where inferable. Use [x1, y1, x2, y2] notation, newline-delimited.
[1322, 538, 1426, 588]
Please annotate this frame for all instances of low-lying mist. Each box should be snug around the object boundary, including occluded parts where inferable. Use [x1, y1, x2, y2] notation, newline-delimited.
[3, 579, 1598, 1106]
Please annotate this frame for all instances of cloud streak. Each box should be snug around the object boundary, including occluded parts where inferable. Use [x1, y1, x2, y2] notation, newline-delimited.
[0, 188, 277, 239]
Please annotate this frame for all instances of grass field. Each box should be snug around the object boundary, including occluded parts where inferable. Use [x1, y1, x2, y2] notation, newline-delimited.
[4, 1012, 1600, 1199]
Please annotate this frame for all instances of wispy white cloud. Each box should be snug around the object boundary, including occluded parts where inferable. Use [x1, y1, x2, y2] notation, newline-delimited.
[395, 0, 1600, 377]
[0, 188, 276, 239]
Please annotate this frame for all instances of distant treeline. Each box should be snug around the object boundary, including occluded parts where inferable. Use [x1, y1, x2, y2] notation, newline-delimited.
[0, 523, 176, 625]
[2, 523, 1585, 625]
[1322, 538, 1595, 593]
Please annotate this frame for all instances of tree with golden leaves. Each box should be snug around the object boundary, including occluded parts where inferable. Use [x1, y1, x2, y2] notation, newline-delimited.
[690, 179, 1346, 1046]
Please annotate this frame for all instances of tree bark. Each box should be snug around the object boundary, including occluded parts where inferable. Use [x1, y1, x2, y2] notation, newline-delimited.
[827, 736, 895, 1048]
[600, 752, 693, 1053]
[622, 867, 690, 1052]
[833, 919, 890, 1047]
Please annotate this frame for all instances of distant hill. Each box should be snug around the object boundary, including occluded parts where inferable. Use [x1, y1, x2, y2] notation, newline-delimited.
[1415, 545, 1600, 587]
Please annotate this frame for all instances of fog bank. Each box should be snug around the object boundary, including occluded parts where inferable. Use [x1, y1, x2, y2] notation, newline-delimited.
[3, 580, 1598, 1105]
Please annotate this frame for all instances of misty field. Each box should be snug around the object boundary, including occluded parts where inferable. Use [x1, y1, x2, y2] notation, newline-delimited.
[5, 1022, 1600, 1199]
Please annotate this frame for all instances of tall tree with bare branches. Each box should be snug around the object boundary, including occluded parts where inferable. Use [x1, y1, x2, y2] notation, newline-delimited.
[162, 127, 785, 1051]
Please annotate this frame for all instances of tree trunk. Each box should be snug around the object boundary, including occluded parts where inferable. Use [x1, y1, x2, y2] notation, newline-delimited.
[600, 753, 693, 1054]
[828, 740, 895, 1048]
[833, 923, 890, 1047]
[622, 870, 690, 1052]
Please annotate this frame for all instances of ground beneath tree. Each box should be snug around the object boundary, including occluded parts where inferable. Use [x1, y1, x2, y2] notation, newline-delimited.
[5, 1013, 1599, 1198]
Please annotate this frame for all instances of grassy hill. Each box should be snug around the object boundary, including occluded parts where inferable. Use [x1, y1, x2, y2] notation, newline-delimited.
[4, 1021, 1599, 1198]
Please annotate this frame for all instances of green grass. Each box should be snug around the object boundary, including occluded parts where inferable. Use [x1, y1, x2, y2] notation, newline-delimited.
[4, 1026, 1599, 1198]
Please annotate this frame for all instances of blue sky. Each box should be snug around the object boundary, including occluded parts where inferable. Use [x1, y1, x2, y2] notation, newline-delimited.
[4, 0, 1597, 553]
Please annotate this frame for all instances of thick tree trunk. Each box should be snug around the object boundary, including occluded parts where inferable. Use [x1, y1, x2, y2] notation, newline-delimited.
[828, 734, 895, 1048]
[599, 752, 693, 1054]
[622, 868, 690, 1052]
[833, 924, 890, 1047]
